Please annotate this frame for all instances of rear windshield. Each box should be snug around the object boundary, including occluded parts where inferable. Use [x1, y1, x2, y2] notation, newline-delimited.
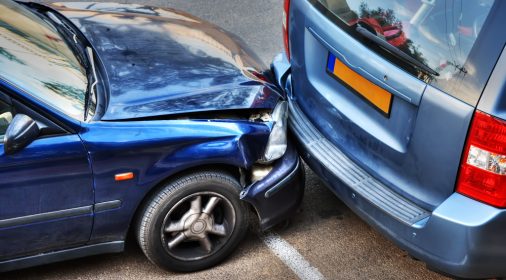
[314, 0, 496, 92]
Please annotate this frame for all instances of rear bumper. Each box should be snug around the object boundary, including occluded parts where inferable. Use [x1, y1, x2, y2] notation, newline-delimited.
[240, 141, 305, 230]
[288, 96, 506, 279]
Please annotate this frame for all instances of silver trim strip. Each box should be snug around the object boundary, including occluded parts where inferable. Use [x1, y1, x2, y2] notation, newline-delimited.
[94, 200, 122, 212]
[0, 206, 93, 229]
[289, 100, 429, 225]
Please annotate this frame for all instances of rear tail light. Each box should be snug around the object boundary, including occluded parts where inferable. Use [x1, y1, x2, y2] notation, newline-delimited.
[282, 0, 290, 61]
[456, 111, 506, 207]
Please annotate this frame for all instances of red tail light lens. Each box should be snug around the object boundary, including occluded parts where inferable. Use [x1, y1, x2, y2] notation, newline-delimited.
[456, 111, 506, 207]
[283, 0, 290, 61]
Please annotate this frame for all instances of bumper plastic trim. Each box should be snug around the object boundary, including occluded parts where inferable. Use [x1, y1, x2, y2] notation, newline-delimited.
[289, 100, 429, 226]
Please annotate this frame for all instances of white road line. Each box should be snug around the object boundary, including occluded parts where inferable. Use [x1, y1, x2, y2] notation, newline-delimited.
[260, 231, 325, 280]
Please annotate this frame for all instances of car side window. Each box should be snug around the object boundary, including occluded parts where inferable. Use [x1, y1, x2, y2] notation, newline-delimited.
[0, 100, 13, 142]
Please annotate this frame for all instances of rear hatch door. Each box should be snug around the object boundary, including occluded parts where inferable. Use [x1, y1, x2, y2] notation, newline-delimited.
[289, 0, 504, 210]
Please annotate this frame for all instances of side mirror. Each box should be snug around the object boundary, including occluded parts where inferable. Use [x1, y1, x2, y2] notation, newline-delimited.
[4, 114, 39, 155]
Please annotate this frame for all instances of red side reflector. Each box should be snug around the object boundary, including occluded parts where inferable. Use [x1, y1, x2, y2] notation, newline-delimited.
[115, 172, 134, 181]
[456, 111, 506, 207]
[282, 0, 290, 61]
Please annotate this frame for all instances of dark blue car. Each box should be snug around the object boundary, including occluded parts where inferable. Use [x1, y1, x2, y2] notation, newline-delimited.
[275, 0, 506, 278]
[0, 0, 304, 272]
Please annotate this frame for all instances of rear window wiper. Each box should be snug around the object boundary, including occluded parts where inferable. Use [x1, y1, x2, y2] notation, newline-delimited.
[355, 25, 439, 77]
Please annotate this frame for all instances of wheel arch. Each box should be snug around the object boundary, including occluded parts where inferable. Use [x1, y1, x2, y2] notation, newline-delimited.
[126, 163, 244, 239]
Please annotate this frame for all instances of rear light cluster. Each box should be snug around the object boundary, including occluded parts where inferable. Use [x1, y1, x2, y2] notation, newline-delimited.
[457, 111, 506, 207]
[282, 0, 290, 61]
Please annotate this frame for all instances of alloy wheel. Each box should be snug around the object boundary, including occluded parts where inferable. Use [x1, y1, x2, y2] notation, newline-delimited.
[161, 191, 236, 261]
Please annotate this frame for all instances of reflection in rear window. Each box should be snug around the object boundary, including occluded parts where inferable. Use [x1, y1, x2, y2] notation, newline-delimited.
[317, 0, 495, 82]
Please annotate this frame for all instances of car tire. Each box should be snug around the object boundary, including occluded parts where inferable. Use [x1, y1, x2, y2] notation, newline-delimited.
[137, 170, 249, 272]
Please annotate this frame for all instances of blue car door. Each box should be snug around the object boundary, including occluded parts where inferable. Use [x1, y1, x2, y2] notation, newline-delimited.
[0, 93, 94, 260]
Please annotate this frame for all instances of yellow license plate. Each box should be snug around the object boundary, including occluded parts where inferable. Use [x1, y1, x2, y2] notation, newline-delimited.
[327, 53, 392, 116]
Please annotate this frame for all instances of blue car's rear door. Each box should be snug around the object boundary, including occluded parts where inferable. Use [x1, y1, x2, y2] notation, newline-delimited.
[0, 94, 94, 260]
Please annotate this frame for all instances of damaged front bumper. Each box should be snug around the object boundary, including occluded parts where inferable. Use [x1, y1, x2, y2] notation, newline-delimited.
[240, 141, 305, 230]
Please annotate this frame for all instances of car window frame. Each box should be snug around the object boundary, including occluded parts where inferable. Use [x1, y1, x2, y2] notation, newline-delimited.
[0, 94, 13, 144]
[0, 89, 72, 148]
[0, 80, 81, 132]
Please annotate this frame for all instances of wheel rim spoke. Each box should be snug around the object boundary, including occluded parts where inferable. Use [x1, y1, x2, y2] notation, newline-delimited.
[199, 236, 212, 253]
[168, 232, 187, 249]
[162, 191, 236, 261]
[208, 223, 227, 237]
[202, 196, 221, 215]
[189, 195, 202, 214]
[164, 220, 184, 233]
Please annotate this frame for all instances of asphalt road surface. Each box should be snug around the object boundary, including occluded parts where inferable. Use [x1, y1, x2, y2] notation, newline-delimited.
[3, 1, 448, 279]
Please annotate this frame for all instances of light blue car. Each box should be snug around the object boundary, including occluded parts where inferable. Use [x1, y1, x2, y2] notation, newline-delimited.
[273, 0, 506, 278]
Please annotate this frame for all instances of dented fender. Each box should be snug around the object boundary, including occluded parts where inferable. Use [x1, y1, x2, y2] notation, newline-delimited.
[240, 142, 305, 230]
[78, 118, 271, 241]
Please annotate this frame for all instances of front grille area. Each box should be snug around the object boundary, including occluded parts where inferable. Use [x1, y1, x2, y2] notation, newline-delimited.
[289, 100, 429, 225]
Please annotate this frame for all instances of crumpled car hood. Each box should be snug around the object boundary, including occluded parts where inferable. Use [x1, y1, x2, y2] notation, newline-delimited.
[50, 2, 281, 120]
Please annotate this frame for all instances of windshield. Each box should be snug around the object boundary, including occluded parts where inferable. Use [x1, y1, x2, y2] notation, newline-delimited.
[0, 0, 87, 120]
[316, 0, 495, 81]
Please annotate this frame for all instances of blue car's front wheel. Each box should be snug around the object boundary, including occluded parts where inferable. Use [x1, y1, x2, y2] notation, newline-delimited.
[136, 170, 250, 272]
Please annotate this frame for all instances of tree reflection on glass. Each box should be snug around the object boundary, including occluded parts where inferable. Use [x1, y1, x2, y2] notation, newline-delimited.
[0, 1, 87, 120]
[357, 2, 427, 67]
[0, 47, 25, 65]
[42, 81, 85, 108]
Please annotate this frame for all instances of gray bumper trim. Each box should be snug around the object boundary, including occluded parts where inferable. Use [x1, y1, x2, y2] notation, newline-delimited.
[289, 100, 429, 225]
